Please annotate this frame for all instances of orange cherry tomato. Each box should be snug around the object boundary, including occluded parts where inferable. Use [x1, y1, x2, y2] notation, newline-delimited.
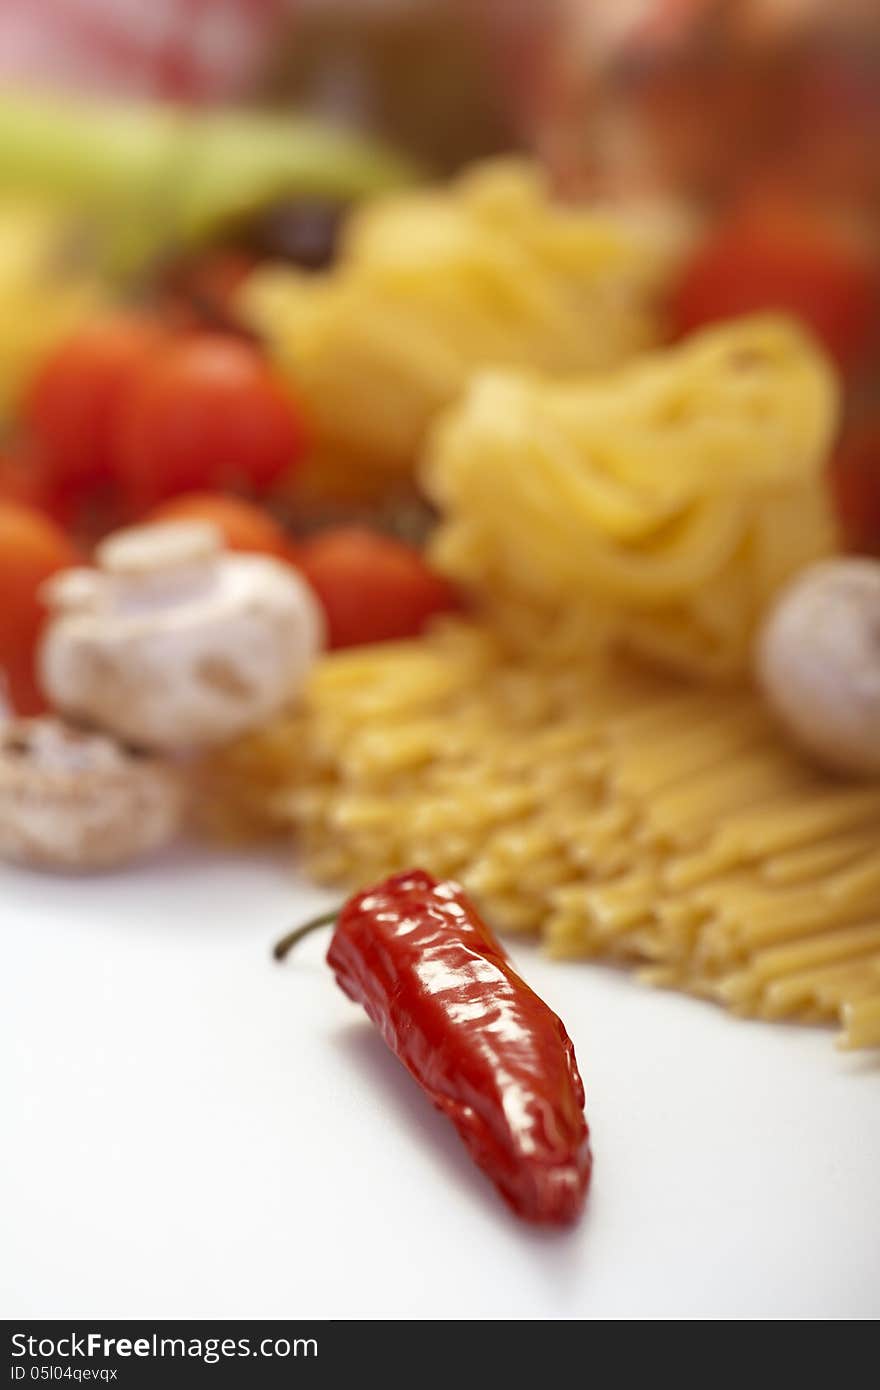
[0, 452, 52, 513]
[0, 500, 79, 714]
[148, 492, 291, 559]
[115, 334, 306, 511]
[297, 527, 460, 650]
[670, 207, 880, 372]
[22, 314, 167, 494]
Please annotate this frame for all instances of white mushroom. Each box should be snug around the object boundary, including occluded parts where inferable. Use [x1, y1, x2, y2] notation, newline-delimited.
[39, 520, 323, 752]
[756, 558, 880, 776]
[0, 717, 184, 871]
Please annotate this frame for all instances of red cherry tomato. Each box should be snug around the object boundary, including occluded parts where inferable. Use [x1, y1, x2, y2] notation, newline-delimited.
[148, 492, 291, 559]
[297, 527, 460, 649]
[115, 334, 306, 511]
[0, 448, 100, 531]
[3, 654, 47, 718]
[0, 501, 79, 714]
[670, 208, 880, 372]
[829, 417, 880, 554]
[22, 315, 167, 495]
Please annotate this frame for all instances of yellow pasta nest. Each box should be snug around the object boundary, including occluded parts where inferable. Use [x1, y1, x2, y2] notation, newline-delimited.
[424, 315, 839, 680]
[207, 623, 880, 1052]
[241, 160, 692, 479]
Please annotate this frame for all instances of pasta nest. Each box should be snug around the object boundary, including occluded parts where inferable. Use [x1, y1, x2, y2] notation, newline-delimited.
[423, 314, 840, 679]
[240, 160, 692, 479]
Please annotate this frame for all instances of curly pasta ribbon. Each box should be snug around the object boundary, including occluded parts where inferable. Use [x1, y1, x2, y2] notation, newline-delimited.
[424, 315, 839, 679]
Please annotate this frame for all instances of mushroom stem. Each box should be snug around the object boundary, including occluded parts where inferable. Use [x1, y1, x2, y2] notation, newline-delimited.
[272, 909, 340, 962]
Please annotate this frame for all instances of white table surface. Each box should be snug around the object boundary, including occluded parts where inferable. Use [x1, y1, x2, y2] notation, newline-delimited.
[2, 844, 879, 1321]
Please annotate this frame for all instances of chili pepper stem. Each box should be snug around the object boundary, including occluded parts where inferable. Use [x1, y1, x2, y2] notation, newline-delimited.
[272, 908, 339, 962]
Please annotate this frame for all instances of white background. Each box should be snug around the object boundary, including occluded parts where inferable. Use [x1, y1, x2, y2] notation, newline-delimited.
[3, 844, 879, 1320]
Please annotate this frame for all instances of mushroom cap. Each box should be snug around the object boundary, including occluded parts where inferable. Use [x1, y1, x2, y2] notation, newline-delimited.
[756, 558, 880, 776]
[39, 521, 324, 752]
[97, 519, 220, 576]
[0, 718, 184, 871]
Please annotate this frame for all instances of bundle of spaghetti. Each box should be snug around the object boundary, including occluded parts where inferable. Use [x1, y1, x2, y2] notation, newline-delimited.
[206, 621, 880, 1051]
[241, 160, 692, 482]
[424, 314, 839, 680]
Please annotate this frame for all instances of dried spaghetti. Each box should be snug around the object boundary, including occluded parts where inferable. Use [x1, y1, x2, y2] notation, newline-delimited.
[207, 622, 880, 1051]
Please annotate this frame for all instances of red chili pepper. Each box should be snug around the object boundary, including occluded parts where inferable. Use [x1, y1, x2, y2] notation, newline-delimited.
[274, 868, 592, 1226]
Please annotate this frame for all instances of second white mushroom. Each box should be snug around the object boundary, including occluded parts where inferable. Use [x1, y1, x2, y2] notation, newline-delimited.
[0, 717, 183, 870]
[756, 557, 880, 777]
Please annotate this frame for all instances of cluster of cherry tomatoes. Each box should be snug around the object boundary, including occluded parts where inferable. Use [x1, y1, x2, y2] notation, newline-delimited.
[0, 313, 459, 715]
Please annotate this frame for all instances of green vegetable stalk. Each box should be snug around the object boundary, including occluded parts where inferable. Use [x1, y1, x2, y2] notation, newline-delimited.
[0, 93, 416, 273]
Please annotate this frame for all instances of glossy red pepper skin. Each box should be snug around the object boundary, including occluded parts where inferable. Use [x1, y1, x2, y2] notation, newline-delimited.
[327, 868, 592, 1226]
